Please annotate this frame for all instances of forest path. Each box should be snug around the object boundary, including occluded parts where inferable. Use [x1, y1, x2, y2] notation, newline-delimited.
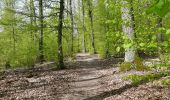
[0, 53, 169, 100]
[62, 53, 126, 100]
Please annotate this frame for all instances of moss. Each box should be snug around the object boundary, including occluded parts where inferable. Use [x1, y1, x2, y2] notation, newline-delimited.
[120, 62, 133, 72]
[120, 56, 150, 72]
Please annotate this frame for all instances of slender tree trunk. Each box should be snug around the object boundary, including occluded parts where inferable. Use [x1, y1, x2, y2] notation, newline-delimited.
[82, 0, 86, 53]
[77, 0, 81, 52]
[30, 0, 37, 26]
[29, 0, 34, 40]
[121, 0, 135, 62]
[129, 0, 136, 38]
[88, 1, 96, 54]
[38, 0, 44, 63]
[30, 18, 34, 39]
[12, 26, 16, 53]
[3, 0, 16, 68]
[69, 0, 74, 54]
[105, 26, 110, 58]
[77, 29, 80, 52]
[157, 17, 163, 58]
[66, 0, 69, 17]
[31, 0, 37, 41]
[57, 0, 65, 69]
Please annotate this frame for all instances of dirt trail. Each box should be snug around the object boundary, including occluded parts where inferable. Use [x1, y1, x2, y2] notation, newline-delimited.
[0, 53, 169, 100]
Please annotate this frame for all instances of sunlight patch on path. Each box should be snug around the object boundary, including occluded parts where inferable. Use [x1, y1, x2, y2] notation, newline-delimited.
[76, 53, 100, 62]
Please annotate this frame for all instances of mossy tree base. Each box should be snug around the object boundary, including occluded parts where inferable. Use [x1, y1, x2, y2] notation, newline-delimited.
[120, 56, 150, 72]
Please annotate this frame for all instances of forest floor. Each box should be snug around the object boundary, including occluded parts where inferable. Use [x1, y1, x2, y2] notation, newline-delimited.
[0, 53, 170, 100]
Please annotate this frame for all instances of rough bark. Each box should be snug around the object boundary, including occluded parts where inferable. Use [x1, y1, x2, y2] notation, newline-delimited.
[38, 0, 44, 63]
[57, 0, 65, 69]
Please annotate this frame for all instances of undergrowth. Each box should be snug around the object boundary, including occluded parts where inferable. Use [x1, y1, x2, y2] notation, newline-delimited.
[161, 78, 170, 86]
[123, 71, 170, 85]
[120, 56, 150, 72]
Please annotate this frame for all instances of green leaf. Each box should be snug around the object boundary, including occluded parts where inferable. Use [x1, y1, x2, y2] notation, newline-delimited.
[148, 43, 157, 48]
[139, 43, 145, 47]
[123, 43, 132, 49]
[146, 0, 170, 17]
[162, 41, 169, 47]
[152, 36, 157, 40]
[116, 47, 121, 52]
[166, 29, 170, 34]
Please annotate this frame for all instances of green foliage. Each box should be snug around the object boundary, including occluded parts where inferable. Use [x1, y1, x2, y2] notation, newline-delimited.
[120, 56, 150, 72]
[146, 0, 170, 17]
[133, 56, 151, 71]
[0, 0, 170, 70]
[149, 57, 170, 71]
[161, 78, 170, 86]
[120, 62, 132, 72]
[124, 72, 170, 85]
[166, 29, 170, 34]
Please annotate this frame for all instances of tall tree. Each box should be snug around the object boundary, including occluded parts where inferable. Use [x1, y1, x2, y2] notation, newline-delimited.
[77, 0, 82, 52]
[57, 0, 65, 69]
[157, 17, 163, 58]
[30, 0, 37, 27]
[129, 0, 136, 38]
[87, 0, 96, 54]
[29, 0, 37, 40]
[1, 0, 16, 68]
[38, 0, 44, 63]
[82, 0, 86, 53]
[121, 0, 135, 62]
[69, 0, 74, 54]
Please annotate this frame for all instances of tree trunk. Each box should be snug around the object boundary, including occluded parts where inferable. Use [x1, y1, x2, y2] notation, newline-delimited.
[157, 17, 163, 58]
[29, 0, 34, 40]
[30, 0, 37, 26]
[77, 0, 81, 52]
[12, 25, 16, 54]
[121, 0, 135, 62]
[129, 0, 136, 38]
[105, 25, 110, 58]
[82, 0, 86, 53]
[66, 0, 69, 17]
[88, 0, 96, 54]
[3, 0, 16, 69]
[38, 0, 44, 63]
[57, 0, 65, 69]
[69, 0, 74, 54]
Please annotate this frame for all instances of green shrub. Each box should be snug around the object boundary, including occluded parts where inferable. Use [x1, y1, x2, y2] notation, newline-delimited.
[161, 78, 170, 86]
[120, 56, 150, 72]
[120, 62, 132, 72]
[133, 56, 150, 71]
[123, 72, 170, 85]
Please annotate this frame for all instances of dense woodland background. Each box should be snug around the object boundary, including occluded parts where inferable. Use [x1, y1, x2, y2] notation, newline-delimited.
[0, 0, 170, 99]
[0, 0, 169, 70]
